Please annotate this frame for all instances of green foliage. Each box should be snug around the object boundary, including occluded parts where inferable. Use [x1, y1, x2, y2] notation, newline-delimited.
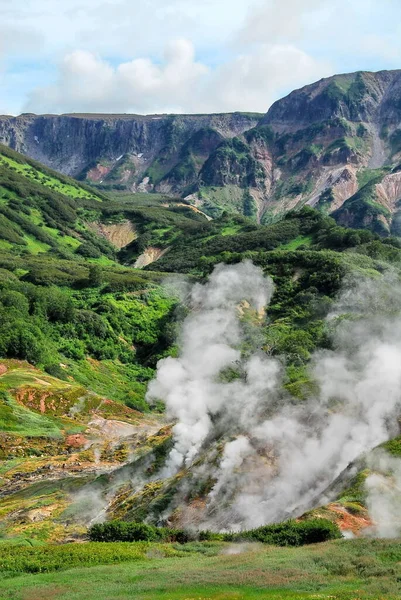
[200, 137, 264, 188]
[0, 390, 62, 437]
[333, 176, 394, 235]
[318, 187, 335, 207]
[89, 521, 162, 542]
[338, 470, 370, 503]
[0, 253, 175, 410]
[238, 518, 342, 546]
[77, 241, 102, 258]
[0, 538, 400, 599]
[245, 125, 274, 145]
[0, 145, 118, 261]
[89, 521, 194, 544]
[242, 190, 258, 219]
[0, 540, 181, 575]
[88, 264, 103, 287]
[380, 436, 401, 457]
[88, 518, 341, 547]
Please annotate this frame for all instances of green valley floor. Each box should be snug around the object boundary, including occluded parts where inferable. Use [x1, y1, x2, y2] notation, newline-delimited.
[0, 539, 400, 599]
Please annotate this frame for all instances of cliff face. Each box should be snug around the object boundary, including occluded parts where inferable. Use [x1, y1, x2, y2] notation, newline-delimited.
[0, 112, 260, 185]
[4, 70, 401, 232]
[258, 70, 401, 233]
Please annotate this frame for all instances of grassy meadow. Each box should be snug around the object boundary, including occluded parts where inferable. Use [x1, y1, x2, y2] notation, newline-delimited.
[0, 539, 400, 599]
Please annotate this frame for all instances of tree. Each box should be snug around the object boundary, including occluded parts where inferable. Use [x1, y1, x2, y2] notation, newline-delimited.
[88, 264, 103, 287]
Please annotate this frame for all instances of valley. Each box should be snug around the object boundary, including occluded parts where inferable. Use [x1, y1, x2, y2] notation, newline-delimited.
[0, 69, 401, 600]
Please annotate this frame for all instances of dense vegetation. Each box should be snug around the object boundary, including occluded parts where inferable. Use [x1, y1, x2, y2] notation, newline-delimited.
[88, 518, 341, 546]
[1, 170, 401, 413]
[0, 145, 211, 411]
[1, 145, 401, 551]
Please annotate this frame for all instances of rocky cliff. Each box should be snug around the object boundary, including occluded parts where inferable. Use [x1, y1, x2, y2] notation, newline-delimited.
[4, 70, 401, 232]
[0, 112, 260, 192]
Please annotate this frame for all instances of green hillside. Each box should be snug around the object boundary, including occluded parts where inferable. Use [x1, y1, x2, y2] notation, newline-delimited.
[0, 144, 112, 259]
[0, 144, 210, 263]
[0, 146, 401, 567]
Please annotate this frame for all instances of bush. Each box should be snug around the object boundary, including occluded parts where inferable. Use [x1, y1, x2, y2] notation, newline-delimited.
[59, 339, 86, 360]
[88, 518, 341, 546]
[238, 518, 341, 546]
[89, 521, 162, 542]
[44, 363, 68, 380]
[77, 242, 102, 259]
[88, 521, 194, 543]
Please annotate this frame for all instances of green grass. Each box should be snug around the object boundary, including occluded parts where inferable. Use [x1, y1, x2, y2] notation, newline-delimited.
[278, 235, 313, 250]
[0, 154, 101, 202]
[380, 435, 401, 457]
[220, 225, 243, 236]
[28, 212, 81, 250]
[104, 191, 180, 206]
[356, 168, 388, 190]
[198, 185, 246, 218]
[0, 539, 400, 599]
[22, 234, 51, 255]
[0, 391, 63, 438]
[0, 239, 12, 251]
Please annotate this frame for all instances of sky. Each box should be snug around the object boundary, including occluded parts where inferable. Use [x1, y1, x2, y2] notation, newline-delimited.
[0, 0, 400, 116]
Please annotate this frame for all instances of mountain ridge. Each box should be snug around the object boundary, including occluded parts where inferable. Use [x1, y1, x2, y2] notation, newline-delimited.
[4, 69, 401, 233]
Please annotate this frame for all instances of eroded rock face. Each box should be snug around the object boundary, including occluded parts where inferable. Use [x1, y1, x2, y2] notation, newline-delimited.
[134, 247, 169, 268]
[88, 221, 137, 249]
[0, 113, 260, 179]
[262, 70, 401, 131]
[4, 70, 401, 230]
[375, 170, 401, 211]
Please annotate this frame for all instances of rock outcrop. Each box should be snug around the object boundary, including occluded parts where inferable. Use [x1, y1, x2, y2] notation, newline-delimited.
[4, 70, 401, 231]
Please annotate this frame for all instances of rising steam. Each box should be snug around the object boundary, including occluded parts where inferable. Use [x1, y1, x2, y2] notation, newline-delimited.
[147, 261, 401, 531]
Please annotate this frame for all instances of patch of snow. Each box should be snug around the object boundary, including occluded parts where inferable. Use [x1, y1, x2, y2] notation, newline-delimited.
[116, 154, 123, 161]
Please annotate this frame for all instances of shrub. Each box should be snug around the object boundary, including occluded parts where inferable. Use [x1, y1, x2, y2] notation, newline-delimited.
[89, 521, 162, 542]
[77, 242, 102, 258]
[59, 339, 86, 360]
[88, 518, 341, 546]
[44, 363, 68, 380]
[238, 518, 341, 546]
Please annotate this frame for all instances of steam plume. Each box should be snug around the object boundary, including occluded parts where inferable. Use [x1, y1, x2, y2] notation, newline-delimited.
[147, 262, 401, 530]
[365, 451, 401, 538]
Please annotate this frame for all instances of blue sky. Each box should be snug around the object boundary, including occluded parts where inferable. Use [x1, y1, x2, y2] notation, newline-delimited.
[1, 0, 400, 115]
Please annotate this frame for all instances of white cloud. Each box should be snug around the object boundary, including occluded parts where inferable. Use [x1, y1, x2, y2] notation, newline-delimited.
[25, 40, 210, 114]
[3, 0, 401, 114]
[0, 0, 253, 59]
[237, 0, 328, 45]
[206, 43, 332, 112]
[25, 39, 331, 114]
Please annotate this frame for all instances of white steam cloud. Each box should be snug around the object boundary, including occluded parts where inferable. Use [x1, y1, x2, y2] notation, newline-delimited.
[147, 262, 401, 531]
[147, 261, 274, 474]
[365, 451, 401, 538]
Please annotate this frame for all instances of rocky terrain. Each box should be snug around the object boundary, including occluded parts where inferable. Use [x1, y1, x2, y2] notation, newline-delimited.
[4, 70, 401, 232]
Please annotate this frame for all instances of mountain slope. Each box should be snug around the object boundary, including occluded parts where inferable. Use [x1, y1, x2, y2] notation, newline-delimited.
[0, 142, 214, 265]
[1, 154, 401, 541]
[0, 112, 261, 194]
[5, 71, 401, 232]
[1, 135, 401, 544]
